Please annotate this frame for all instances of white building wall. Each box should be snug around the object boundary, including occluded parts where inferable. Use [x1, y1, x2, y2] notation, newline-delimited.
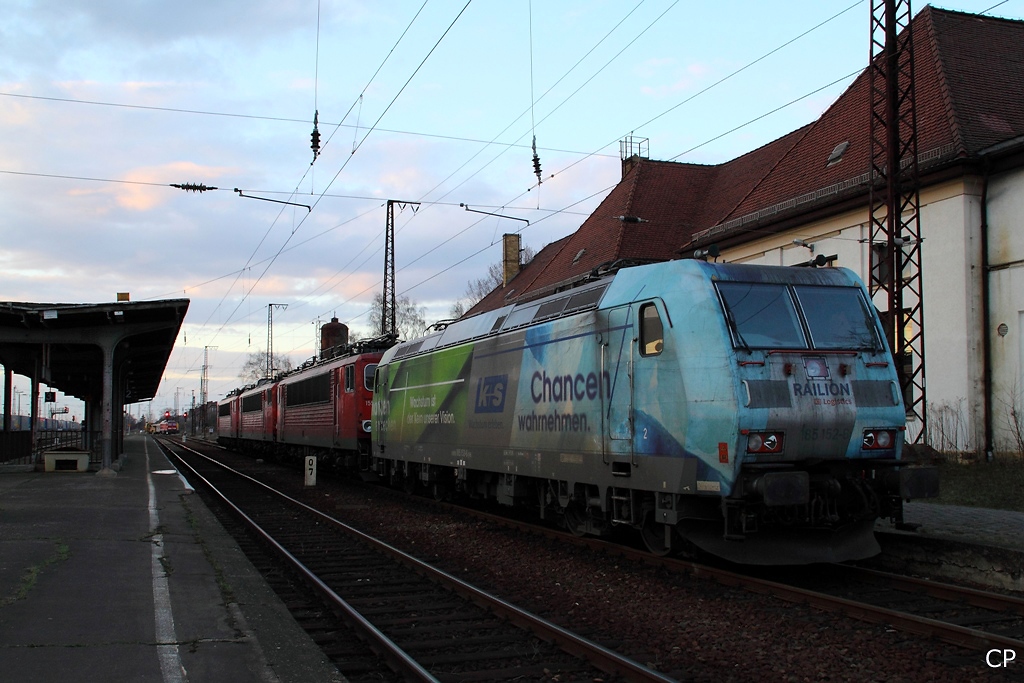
[917, 180, 984, 452]
[985, 166, 1024, 453]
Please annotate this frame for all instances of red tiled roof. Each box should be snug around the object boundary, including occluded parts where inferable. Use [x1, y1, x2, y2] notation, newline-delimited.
[468, 7, 1024, 313]
[927, 8, 1024, 152]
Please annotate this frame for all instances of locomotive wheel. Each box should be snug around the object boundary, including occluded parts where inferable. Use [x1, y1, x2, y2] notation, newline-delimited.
[431, 482, 451, 501]
[640, 514, 674, 556]
[562, 502, 587, 537]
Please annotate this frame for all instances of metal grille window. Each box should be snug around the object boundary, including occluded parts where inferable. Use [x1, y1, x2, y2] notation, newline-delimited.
[286, 373, 331, 406]
[241, 394, 261, 412]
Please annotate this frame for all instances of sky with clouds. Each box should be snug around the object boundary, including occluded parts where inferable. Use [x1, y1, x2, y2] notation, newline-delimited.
[2, 0, 1018, 416]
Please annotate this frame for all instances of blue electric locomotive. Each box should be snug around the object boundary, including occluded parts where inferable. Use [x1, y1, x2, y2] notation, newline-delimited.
[371, 258, 938, 564]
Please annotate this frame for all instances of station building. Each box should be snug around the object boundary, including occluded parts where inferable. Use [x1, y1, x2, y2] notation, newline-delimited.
[469, 7, 1024, 458]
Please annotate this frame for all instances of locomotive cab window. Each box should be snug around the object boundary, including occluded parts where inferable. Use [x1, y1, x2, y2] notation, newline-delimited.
[716, 281, 807, 350]
[364, 364, 377, 391]
[344, 365, 355, 392]
[793, 285, 880, 350]
[639, 303, 664, 356]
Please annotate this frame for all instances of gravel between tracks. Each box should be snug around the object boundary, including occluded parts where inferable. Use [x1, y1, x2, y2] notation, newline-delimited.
[223, 456, 1018, 682]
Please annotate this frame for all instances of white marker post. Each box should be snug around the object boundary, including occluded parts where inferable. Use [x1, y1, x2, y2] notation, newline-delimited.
[304, 455, 317, 487]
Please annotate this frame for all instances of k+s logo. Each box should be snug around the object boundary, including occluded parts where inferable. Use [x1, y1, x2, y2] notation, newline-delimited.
[475, 375, 507, 413]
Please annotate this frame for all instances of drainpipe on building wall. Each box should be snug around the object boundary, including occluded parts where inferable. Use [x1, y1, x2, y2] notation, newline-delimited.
[980, 161, 994, 462]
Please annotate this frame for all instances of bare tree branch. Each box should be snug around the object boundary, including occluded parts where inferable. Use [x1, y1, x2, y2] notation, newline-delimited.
[238, 348, 293, 383]
[449, 245, 535, 318]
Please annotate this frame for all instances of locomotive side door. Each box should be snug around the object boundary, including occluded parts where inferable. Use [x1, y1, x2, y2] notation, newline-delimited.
[334, 367, 342, 443]
[373, 365, 388, 455]
[602, 305, 634, 459]
[265, 388, 276, 442]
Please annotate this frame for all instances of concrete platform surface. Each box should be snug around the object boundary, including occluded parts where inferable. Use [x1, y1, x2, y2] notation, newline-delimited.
[876, 500, 1024, 554]
[900, 500, 1024, 552]
[0, 434, 345, 683]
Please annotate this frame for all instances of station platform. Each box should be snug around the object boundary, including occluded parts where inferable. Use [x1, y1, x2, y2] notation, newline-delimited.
[0, 434, 344, 683]
[896, 500, 1024, 553]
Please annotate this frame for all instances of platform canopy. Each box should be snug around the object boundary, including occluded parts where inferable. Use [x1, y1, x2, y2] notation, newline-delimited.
[0, 299, 188, 471]
[0, 299, 188, 401]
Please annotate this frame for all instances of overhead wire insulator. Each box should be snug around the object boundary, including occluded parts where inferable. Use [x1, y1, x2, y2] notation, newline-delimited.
[170, 183, 217, 193]
[310, 109, 321, 162]
[531, 135, 542, 185]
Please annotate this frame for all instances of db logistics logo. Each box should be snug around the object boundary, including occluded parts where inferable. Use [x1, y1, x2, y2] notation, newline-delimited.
[986, 649, 1016, 668]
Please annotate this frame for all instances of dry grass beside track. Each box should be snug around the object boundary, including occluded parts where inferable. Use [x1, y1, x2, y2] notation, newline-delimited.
[923, 454, 1024, 512]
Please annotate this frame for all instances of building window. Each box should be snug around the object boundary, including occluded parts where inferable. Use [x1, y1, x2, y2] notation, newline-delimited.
[826, 141, 850, 167]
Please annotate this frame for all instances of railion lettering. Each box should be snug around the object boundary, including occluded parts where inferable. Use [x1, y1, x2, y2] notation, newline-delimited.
[792, 381, 851, 398]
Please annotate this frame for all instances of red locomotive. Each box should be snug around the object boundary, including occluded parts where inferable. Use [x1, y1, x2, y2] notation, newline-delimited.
[218, 319, 394, 470]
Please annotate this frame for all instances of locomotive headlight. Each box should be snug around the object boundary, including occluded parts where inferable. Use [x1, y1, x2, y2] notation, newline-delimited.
[746, 431, 784, 454]
[362, 419, 372, 433]
[862, 429, 896, 450]
[803, 356, 829, 379]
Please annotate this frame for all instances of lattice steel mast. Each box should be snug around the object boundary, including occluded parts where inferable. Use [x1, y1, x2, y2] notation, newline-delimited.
[200, 345, 216, 431]
[868, 0, 927, 441]
[381, 200, 419, 339]
[266, 303, 287, 379]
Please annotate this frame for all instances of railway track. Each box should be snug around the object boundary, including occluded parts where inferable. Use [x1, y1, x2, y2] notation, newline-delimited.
[443, 492, 1024, 657]
[157, 437, 674, 683]
[161, 437, 1024, 677]
[756, 563, 1024, 653]
[444, 494, 1024, 656]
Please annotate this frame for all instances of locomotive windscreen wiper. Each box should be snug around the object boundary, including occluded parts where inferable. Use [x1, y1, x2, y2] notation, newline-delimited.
[724, 307, 751, 352]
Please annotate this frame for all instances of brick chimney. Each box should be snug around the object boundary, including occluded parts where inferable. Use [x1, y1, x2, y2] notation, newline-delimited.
[620, 135, 649, 177]
[502, 233, 521, 286]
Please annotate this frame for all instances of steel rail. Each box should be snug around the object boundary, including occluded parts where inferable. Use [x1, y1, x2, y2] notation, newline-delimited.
[161, 441, 440, 683]
[434, 500, 1024, 653]
[839, 564, 1024, 615]
[700, 566, 1024, 653]
[163, 439, 676, 683]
